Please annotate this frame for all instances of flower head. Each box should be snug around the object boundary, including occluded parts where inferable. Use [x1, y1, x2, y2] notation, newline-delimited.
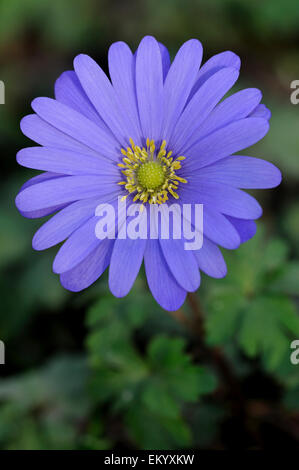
[118, 138, 187, 205]
[16, 36, 281, 311]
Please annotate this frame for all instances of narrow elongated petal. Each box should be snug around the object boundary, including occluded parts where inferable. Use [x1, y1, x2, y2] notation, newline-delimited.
[184, 118, 269, 172]
[31, 98, 119, 161]
[109, 238, 146, 297]
[194, 237, 227, 278]
[162, 39, 203, 142]
[21, 114, 102, 158]
[160, 238, 200, 292]
[60, 239, 114, 292]
[180, 182, 262, 219]
[195, 88, 262, 140]
[225, 216, 257, 243]
[144, 239, 186, 311]
[54, 197, 120, 274]
[179, 199, 241, 249]
[20, 205, 66, 220]
[158, 43, 171, 80]
[32, 194, 119, 250]
[196, 156, 282, 188]
[188, 50, 241, 103]
[17, 147, 118, 177]
[16, 175, 118, 212]
[53, 216, 100, 274]
[249, 103, 271, 120]
[74, 54, 138, 145]
[19, 171, 64, 191]
[171, 67, 239, 153]
[108, 42, 142, 141]
[136, 36, 164, 141]
[55, 70, 107, 128]
[17, 172, 67, 219]
[151, 201, 201, 292]
[203, 208, 241, 249]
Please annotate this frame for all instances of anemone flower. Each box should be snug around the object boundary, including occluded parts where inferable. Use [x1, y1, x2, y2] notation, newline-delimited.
[15, 36, 281, 310]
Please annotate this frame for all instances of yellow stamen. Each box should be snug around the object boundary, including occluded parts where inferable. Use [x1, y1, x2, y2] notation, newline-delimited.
[117, 139, 187, 205]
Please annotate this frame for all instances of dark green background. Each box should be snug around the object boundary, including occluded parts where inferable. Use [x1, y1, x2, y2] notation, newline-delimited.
[0, 0, 299, 450]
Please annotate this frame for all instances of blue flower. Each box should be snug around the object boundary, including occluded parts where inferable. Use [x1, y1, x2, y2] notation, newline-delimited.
[16, 36, 281, 311]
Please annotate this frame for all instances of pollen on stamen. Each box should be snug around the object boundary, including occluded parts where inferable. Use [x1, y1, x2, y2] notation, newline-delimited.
[117, 139, 187, 205]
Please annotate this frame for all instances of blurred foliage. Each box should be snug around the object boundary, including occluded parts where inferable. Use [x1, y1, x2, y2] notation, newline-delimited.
[205, 229, 299, 371]
[86, 297, 216, 448]
[0, 0, 299, 451]
[0, 355, 110, 450]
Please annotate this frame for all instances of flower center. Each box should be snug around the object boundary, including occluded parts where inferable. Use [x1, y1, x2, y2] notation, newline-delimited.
[137, 161, 165, 190]
[118, 138, 187, 207]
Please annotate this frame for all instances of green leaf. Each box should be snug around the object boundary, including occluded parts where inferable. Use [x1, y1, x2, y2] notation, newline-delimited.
[141, 382, 180, 419]
[125, 404, 192, 449]
[146, 335, 217, 401]
[147, 335, 187, 370]
[87, 303, 217, 449]
[0, 355, 97, 450]
[262, 238, 289, 272]
[270, 261, 299, 296]
[239, 296, 299, 370]
[206, 288, 248, 345]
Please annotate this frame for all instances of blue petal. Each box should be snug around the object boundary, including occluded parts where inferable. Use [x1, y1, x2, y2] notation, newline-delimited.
[136, 36, 164, 141]
[144, 239, 186, 311]
[180, 182, 263, 219]
[195, 156, 282, 189]
[108, 41, 142, 142]
[17, 146, 119, 177]
[203, 208, 241, 249]
[32, 97, 119, 161]
[171, 66, 239, 154]
[194, 88, 262, 141]
[225, 216, 257, 243]
[184, 118, 269, 171]
[53, 216, 100, 274]
[32, 193, 119, 250]
[188, 50, 241, 103]
[15, 175, 118, 212]
[160, 238, 200, 292]
[17, 172, 67, 219]
[158, 42, 171, 81]
[55, 70, 108, 128]
[74, 53, 138, 145]
[109, 238, 146, 297]
[162, 39, 203, 142]
[21, 114, 103, 158]
[249, 103, 271, 120]
[60, 239, 114, 292]
[194, 237, 227, 278]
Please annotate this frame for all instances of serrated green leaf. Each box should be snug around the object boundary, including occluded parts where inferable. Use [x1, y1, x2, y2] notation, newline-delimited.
[147, 335, 187, 370]
[206, 288, 247, 345]
[125, 404, 192, 449]
[146, 335, 217, 401]
[239, 296, 299, 370]
[270, 261, 299, 296]
[262, 238, 289, 271]
[141, 382, 180, 419]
